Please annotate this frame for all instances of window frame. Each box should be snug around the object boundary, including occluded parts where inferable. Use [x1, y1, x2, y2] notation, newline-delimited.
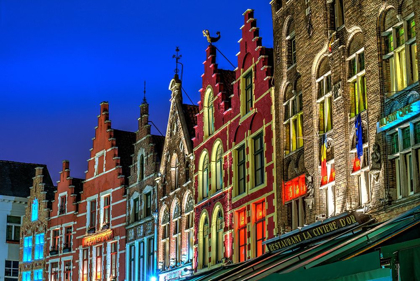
[317, 71, 333, 134]
[255, 201, 266, 257]
[237, 145, 246, 196]
[253, 133, 265, 187]
[238, 209, 247, 262]
[244, 71, 253, 114]
[6, 216, 21, 242]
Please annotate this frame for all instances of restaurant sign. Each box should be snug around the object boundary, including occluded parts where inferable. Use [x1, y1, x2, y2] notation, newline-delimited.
[377, 100, 420, 132]
[265, 212, 369, 252]
[82, 229, 113, 247]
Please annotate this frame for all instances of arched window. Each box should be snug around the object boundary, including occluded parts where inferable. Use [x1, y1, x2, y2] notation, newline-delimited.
[171, 154, 179, 191]
[284, 78, 303, 155]
[204, 88, 215, 137]
[202, 155, 209, 199]
[161, 208, 170, 270]
[173, 202, 181, 265]
[287, 20, 296, 67]
[317, 58, 333, 134]
[139, 154, 145, 181]
[184, 194, 194, 262]
[32, 198, 39, 221]
[202, 216, 209, 268]
[382, 9, 417, 94]
[348, 33, 366, 118]
[215, 145, 223, 191]
[215, 209, 224, 263]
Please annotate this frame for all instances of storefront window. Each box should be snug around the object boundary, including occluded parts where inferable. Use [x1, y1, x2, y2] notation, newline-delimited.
[238, 209, 247, 262]
[82, 249, 89, 281]
[415, 122, 420, 144]
[255, 201, 266, 257]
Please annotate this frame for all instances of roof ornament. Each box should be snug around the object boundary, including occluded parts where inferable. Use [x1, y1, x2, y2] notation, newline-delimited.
[172, 47, 183, 80]
[202, 30, 221, 45]
[143, 81, 147, 104]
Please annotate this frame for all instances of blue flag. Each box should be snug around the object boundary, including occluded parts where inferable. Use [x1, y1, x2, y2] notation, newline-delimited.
[355, 114, 363, 158]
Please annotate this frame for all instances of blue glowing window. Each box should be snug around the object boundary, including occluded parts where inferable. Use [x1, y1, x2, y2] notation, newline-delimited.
[23, 236, 32, 262]
[31, 199, 39, 221]
[34, 234, 44, 260]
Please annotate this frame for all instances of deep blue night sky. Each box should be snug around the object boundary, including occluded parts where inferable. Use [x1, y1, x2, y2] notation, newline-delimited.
[0, 1, 273, 182]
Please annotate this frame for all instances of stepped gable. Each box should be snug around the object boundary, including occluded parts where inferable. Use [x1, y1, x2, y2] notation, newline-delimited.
[54, 160, 84, 214]
[87, 102, 135, 185]
[235, 9, 273, 87]
[182, 103, 199, 140]
[0, 160, 54, 198]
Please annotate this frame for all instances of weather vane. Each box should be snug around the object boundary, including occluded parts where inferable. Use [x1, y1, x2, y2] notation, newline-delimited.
[143, 81, 147, 104]
[202, 30, 221, 45]
[172, 47, 182, 75]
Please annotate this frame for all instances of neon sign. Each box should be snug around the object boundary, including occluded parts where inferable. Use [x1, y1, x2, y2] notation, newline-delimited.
[377, 100, 420, 132]
[283, 174, 307, 203]
[82, 229, 113, 247]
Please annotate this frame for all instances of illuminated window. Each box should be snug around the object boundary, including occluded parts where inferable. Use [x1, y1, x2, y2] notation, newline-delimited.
[202, 216, 209, 268]
[215, 209, 224, 263]
[129, 245, 135, 281]
[34, 234, 44, 260]
[215, 145, 223, 191]
[5, 260, 19, 280]
[244, 71, 253, 114]
[331, 0, 344, 30]
[102, 195, 111, 227]
[139, 241, 144, 281]
[284, 80, 303, 155]
[23, 236, 32, 262]
[238, 209, 247, 262]
[148, 238, 154, 279]
[171, 154, 179, 191]
[348, 34, 367, 118]
[204, 88, 215, 137]
[51, 229, 60, 253]
[96, 246, 102, 280]
[110, 242, 117, 279]
[63, 261, 71, 281]
[317, 59, 333, 134]
[59, 195, 66, 215]
[33, 269, 42, 281]
[64, 227, 72, 250]
[284, 175, 307, 229]
[89, 200, 96, 231]
[202, 154, 209, 199]
[31, 198, 38, 221]
[383, 14, 418, 94]
[187, 230, 193, 262]
[237, 145, 246, 195]
[6, 216, 21, 242]
[82, 249, 89, 281]
[22, 271, 31, 281]
[287, 21, 296, 67]
[51, 262, 59, 281]
[174, 232, 181, 265]
[145, 192, 152, 217]
[255, 201, 266, 257]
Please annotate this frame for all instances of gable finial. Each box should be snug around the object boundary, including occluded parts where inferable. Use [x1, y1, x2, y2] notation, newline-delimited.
[172, 47, 183, 81]
[143, 81, 147, 104]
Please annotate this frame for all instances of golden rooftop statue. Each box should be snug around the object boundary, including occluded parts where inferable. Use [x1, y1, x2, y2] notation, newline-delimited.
[202, 30, 221, 45]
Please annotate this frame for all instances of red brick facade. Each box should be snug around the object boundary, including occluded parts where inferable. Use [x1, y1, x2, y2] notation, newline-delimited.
[193, 9, 276, 272]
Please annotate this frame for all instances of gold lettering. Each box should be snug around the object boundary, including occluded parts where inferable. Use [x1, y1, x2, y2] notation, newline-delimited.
[313, 228, 319, 236]
[339, 218, 346, 227]
[331, 221, 338, 230]
[350, 215, 357, 224]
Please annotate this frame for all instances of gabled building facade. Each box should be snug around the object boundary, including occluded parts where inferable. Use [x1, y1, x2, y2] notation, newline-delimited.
[193, 9, 276, 272]
[45, 161, 83, 281]
[126, 99, 164, 281]
[270, 0, 420, 232]
[74, 102, 135, 281]
[19, 165, 55, 281]
[157, 74, 198, 281]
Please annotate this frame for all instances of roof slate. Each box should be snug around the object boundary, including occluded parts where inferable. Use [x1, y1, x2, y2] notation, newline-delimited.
[0, 160, 55, 198]
[181, 104, 199, 140]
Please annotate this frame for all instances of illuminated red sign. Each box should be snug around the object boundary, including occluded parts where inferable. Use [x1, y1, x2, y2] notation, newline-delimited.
[284, 174, 307, 203]
[82, 229, 113, 247]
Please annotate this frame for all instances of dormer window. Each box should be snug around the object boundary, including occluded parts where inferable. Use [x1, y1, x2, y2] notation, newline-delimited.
[203, 88, 215, 138]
